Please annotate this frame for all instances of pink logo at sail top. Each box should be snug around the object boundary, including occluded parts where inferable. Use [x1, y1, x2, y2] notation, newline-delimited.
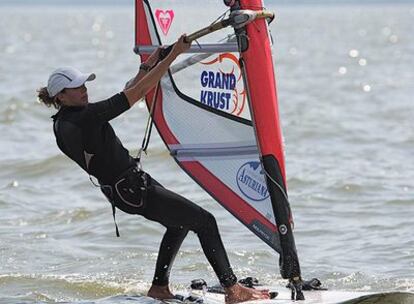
[155, 9, 175, 36]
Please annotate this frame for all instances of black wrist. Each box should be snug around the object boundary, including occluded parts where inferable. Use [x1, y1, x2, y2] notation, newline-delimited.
[140, 63, 151, 72]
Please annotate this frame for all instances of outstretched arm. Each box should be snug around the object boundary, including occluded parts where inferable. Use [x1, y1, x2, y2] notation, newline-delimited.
[124, 35, 190, 107]
[124, 47, 162, 90]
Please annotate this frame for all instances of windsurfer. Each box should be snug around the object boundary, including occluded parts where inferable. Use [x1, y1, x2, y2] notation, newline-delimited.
[37, 34, 269, 303]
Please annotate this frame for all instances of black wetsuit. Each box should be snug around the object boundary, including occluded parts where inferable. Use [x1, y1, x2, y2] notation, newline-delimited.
[51, 92, 237, 287]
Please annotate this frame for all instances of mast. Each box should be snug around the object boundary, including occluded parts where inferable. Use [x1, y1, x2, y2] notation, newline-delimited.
[227, 0, 304, 297]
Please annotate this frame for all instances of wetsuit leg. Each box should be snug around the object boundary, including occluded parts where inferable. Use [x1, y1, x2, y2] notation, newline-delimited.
[152, 227, 188, 286]
[143, 181, 237, 288]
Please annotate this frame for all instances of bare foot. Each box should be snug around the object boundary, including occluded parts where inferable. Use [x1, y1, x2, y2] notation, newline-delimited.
[225, 283, 270, 304]
[147, 284, 174, 300]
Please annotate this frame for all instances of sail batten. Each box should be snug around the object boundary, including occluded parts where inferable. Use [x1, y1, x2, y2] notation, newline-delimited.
[170, 143, 258, 160]
[135, 43, 239, 55]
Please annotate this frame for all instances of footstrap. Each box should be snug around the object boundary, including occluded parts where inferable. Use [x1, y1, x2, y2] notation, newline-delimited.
[302, 278, 327, 291]
[172, 294, 203, 303]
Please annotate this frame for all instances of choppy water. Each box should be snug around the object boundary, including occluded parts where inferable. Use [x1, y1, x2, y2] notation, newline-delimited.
[0, 2, 413, 303]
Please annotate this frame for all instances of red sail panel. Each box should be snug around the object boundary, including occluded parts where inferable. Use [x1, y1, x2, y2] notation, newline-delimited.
[239, 0, 287, 187]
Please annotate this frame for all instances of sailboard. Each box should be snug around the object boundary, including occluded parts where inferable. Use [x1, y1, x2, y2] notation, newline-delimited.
[189, 290, 414, 304]
[135, 0, 301, 291]
[85, 291, 414, 304]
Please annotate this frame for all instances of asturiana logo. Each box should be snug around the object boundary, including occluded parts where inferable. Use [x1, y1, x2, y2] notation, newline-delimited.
[236, 161, 270, 201]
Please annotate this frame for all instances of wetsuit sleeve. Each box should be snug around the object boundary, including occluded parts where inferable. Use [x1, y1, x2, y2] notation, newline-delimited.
[85, 92, 130, 123]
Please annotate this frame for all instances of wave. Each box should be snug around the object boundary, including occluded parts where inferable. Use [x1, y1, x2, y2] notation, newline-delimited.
[0, 273, 149, 303]
[0, 154, 67, 179]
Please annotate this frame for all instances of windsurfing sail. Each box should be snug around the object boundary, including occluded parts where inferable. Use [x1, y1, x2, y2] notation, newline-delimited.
[135, 0, 301, 281]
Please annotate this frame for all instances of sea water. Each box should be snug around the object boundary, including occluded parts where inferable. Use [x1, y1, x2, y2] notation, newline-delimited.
[0, 1, 413, 303]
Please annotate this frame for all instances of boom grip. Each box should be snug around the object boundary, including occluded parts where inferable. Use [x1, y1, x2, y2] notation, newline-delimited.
[159, 44, 174, 60]
[158, 36, 190, 61]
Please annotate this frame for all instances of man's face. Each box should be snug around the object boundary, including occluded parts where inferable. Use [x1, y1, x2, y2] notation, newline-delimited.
[58, 84, 89, 106]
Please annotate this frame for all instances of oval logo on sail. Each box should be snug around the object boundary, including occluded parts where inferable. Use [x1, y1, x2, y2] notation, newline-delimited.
[236, 162, 270, 201]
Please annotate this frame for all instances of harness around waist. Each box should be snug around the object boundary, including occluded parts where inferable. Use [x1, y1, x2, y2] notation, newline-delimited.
[101, 166, 152, 237]
[102, 166, 152, 208]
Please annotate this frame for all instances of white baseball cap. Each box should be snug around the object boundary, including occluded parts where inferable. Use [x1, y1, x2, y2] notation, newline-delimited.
[47, 67, 96, 97]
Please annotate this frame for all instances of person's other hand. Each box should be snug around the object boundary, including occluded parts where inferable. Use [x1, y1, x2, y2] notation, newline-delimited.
[171, 34, 191, 56]
[145, 47, 163, 68]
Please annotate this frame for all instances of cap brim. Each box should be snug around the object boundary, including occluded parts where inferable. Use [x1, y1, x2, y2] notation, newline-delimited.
[66, 73, 96, 89]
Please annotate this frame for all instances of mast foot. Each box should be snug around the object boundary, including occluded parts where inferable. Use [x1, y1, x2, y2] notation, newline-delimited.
[287, 277, 305, 301]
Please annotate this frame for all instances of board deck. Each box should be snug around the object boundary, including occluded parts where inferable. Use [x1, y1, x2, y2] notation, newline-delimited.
[90, 290, 414, 304]
[178, 290, 414, 304]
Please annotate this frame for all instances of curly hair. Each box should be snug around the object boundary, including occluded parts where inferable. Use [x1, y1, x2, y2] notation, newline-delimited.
[37, 87, 62, 109]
